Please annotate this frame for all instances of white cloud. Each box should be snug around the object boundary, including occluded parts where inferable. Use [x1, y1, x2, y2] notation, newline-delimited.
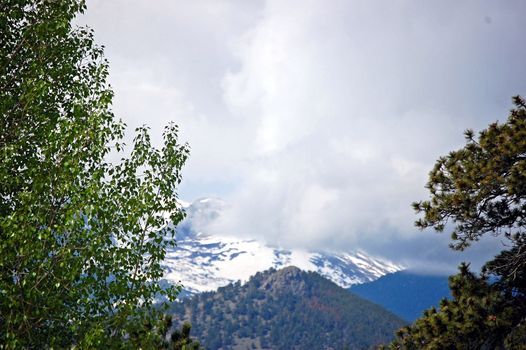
[82, 0, 526, 271]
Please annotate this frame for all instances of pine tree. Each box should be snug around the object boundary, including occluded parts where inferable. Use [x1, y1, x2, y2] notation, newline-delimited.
[412, 96, 526, 274]
[385, 97, 526, 349]
[169, 322, 202, 350]
[386, 263, 525, 349]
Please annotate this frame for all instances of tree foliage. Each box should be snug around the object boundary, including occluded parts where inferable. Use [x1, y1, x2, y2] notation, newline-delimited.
[413, 96, 526, 253]
[168, 321, 202, 350]
[385, 263, 526, 349]
[128, 316, 202, 350]
[0, 0, 189, 348]
[385, 97, 526, 349]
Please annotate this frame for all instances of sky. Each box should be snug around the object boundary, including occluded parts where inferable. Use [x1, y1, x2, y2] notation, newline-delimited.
[81, 0, 526, 273]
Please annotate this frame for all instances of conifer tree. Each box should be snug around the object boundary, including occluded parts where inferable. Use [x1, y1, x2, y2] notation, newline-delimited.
[169, 322, 202, 350]
[385, 97, 526, 349]
[412, 96, 526, 276]
[386, 263, 525, 349]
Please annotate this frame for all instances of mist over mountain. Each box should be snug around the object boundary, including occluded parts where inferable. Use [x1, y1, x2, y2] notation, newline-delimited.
[162, 198, 404, 294]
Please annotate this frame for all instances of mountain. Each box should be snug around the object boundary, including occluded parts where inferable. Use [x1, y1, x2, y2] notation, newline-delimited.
[162, 198, 404, 294]
[169, 266, 407, 349]
[350, 270, 451, 322]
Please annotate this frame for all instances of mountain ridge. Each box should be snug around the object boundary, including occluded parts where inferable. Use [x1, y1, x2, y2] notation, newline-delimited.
[162, 198, 404, 294]
[350, 270, 451, 321]
[169, 266, 407, 349]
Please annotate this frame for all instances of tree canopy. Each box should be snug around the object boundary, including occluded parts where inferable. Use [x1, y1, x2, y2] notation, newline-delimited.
[0, 0, 189, 348]
[386, 262, 526, 349]
[385, 97, 526, 349]
[413, 96, 526, 252]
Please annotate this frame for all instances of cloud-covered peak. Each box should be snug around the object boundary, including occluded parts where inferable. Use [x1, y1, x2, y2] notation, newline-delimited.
[83, 0, 526, 273]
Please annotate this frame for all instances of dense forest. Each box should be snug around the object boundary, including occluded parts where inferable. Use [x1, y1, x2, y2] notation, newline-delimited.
[170, 266, 405, 350]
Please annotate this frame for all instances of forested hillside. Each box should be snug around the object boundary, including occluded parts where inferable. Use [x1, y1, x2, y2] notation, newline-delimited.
[170, 266, 405, 350]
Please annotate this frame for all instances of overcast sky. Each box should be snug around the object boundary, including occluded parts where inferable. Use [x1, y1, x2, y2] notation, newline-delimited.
[81, 0, 526, 273]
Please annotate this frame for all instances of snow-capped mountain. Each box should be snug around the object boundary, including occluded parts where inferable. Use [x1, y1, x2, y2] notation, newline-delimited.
[162, 198, 404, 294]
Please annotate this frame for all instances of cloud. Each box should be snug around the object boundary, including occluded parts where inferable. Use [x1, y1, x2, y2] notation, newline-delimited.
[82, 0, 526, 272]
[211, 0, 526, 264]
[81, 0, 265, 193]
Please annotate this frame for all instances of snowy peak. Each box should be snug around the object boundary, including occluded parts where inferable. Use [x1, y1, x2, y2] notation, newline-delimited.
[162, 198, 404, 294]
